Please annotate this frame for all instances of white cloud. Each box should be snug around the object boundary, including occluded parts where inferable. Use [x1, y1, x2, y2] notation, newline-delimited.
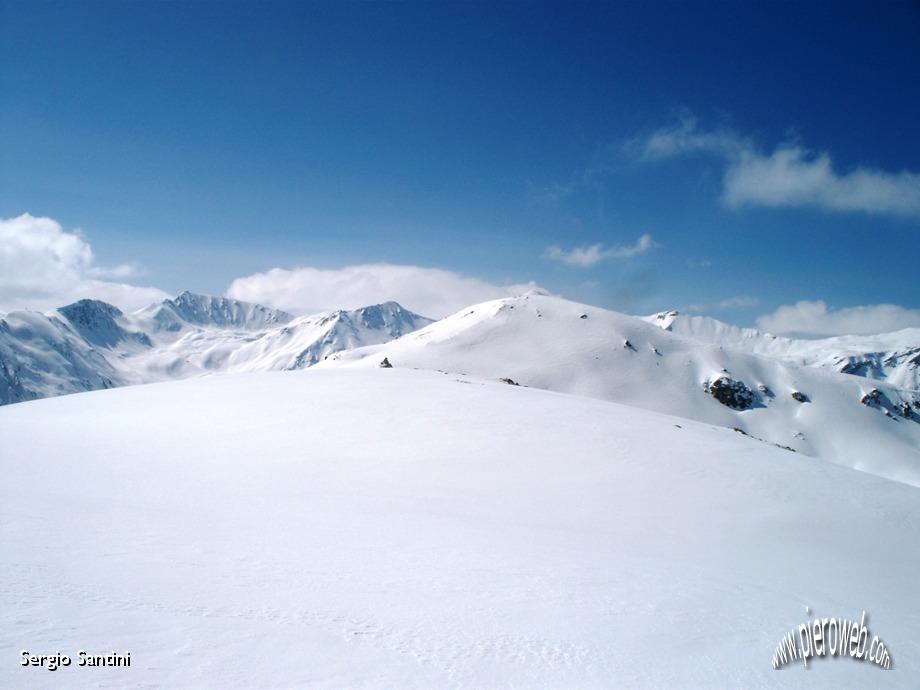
[724, 147, 920, 216]
[543, 234, 657, 268]
[0, 213, 169, 314]
[756, 300, 920, 337]
[683, 294, 759, 313]
[717, 295, 759, 309]
[638, 116, 920, 218]
[86, 262, 145, 279]
[639, 115, 748, 160]
[226, 263, 546, 319]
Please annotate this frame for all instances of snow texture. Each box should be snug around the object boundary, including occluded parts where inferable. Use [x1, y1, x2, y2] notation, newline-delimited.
[2, 369, 918, 688]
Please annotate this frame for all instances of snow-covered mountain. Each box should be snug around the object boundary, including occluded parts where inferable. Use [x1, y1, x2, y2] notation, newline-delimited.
[4, 296, 918, 685]
[0, 293, 431, 404]
[0, 303, 124, 404]
[4, 289, 919, 485]
[136, 290, 295, 332]
[645, 309, 920, 391]
[323, 294, 920, 486]
[2, 369, 916, 688]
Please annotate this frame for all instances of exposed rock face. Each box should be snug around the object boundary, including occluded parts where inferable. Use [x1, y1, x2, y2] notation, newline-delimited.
[707, 376, 756, 410]
[499, 377, 519, 386]
[379, 357, 393, 369]
[861, 389, 882, 406]
[791, 390, 809, 403]
[0, 358, 32, 405]
[838, 347, 920, 391]
[858, 388, 919, 422]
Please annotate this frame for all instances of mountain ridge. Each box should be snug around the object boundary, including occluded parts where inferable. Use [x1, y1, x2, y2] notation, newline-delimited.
[322, 294, 920, 486]
[645, 309, 920, 390]
[4, 290, 919, 486]
[0, 293, 431, 404]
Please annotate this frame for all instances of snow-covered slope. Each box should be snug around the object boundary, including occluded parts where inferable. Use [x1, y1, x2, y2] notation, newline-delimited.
[4, 290, 919, 485]
[1, 369, 916, 688]
[0, 294, 431, 403]
[324, 294, 920, 486]
[0, 303, 126, 404]
[646, 310, 920, 392]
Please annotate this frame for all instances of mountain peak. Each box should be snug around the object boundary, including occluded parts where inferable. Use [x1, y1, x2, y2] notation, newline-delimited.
[350, 302, 432, 334]
[144, 292, 294, 331]
[283, 301, 433, 369]
[351, 301, 430, 330]
[58, 298, 152, 349]
[59, 298, 124, 321]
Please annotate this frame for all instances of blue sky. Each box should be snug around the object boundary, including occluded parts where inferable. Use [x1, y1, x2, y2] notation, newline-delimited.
[1, 1, 919, 332]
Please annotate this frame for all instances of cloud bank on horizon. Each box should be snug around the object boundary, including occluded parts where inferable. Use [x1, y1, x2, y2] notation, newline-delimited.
[637, 114, 920, 218]
[0, 213, 545, 319]
[3, 211, 918, 339]
[227, 264, 545, 319]
[757, 300, 920, 338]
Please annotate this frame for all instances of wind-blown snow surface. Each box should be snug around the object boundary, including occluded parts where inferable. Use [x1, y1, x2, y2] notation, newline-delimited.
[2, 369, 918, 688]
[324, 295, 920, 487]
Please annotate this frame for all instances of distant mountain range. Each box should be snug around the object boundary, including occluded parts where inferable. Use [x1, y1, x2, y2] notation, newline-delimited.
[0, 291, 431, 405]
[644, 309, 920, 391]
[3, 290, 919, 485]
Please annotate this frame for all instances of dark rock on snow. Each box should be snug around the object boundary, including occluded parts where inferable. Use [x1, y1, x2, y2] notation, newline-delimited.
[861, 389, 882, 406]
[707, 376, 756, 411]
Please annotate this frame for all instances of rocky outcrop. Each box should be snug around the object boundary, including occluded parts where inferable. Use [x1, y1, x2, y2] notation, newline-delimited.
[860, 389, 918, 422]
[838, 347, 920, 391]
[0, 358, 32, 405]
[707, 376, 756, 410]
[861, 389, 882, 406]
